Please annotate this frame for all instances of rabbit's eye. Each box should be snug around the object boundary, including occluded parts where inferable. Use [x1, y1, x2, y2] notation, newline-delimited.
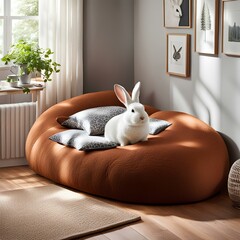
[131, 109, 135, 113]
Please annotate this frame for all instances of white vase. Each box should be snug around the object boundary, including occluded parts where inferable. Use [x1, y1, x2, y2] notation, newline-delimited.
[19, 74, 31, 84]
[228, 159, 240, 209]
[19, 64, 31, 85]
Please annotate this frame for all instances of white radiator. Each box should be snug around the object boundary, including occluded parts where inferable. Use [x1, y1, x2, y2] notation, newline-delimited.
[0, 102, 36, 160]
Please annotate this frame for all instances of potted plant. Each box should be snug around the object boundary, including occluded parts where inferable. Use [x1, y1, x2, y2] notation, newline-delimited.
[1, 40, 60, 87]
[6, 74, 19, 87]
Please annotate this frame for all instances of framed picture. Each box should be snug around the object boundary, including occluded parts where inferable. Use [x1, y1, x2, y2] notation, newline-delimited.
[166, 34, 191, 77]
[163, 0, 192, 28]
[222, 0, 240, 56]
[194, 0, 219, 55]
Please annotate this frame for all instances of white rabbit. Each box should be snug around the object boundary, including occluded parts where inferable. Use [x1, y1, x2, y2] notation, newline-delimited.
[170, 0, 183, 17]
[165, 0, 183, 27]
[104, 82, 149, 146]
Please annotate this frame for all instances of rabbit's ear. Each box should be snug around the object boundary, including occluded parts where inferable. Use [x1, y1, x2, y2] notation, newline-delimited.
[178, 47, 182, 52]
[132, 81, 141, 103]
[178, 0, 183, 5]
[114, 84, 132, 107]
[170, 0, 175, 6]
[173, 45, 177, 52]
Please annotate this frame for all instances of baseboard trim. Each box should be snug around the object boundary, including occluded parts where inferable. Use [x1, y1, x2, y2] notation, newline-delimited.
[0, 158, 28, 168]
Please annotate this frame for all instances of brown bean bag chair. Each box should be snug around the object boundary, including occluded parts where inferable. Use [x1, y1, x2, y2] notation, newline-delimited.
[26, 91, 229, 204]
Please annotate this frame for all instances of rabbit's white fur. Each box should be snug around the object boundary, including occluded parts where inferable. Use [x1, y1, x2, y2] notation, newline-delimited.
[104, 82, 149, 146]
[165, 0, 183, 27]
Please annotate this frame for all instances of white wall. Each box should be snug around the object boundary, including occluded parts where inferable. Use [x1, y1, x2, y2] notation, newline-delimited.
[134, 0, 240, 157]
[83, 0, 134, 93]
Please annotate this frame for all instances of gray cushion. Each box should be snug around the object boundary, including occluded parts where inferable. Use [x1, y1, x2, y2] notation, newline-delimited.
[62, 106, 125, 135]
[49, 129, 117, 151]
[149, 118, 172, 135]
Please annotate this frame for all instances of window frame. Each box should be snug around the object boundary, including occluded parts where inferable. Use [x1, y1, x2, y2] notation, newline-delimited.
[0, 0, 39, 67]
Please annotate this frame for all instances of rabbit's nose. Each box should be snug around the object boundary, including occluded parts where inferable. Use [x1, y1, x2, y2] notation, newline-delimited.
[140, 116, 145, 120]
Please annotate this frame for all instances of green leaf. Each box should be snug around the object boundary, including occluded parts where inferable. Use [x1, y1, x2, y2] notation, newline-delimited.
[23, 87, 30, 94]
[1, 39, 61, 82]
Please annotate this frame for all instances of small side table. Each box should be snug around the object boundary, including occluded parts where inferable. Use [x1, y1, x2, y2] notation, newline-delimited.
[0, 81, 45, 117]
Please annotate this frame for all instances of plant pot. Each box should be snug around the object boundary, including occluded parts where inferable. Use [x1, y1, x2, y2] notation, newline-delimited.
[19, 64, 31, 84]
[9, 82, 18, 87]
[7, 75, 19, 87]
[19, 74, 31, 84]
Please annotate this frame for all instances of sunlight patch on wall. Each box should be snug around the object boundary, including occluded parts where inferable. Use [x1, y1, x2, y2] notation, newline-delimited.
[198, 56, 222, 99]
[171, 78, 194, 115]
[193, 56, 221, 129]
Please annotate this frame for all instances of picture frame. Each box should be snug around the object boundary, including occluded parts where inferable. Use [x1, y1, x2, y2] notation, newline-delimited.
[163, 0, 192, 28]
[194, 0, 219, 55]
[166, 34, 191, 77]
[222, 0, 240, 56]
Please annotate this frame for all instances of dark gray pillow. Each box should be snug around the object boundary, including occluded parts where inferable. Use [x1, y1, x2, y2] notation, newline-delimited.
[49, 129, 118, 151]
[149, 118, 172, 135]
[61, 106, 125, 135]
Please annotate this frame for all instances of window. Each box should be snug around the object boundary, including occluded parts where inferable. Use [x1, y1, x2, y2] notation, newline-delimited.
[0, 0, 38, 65]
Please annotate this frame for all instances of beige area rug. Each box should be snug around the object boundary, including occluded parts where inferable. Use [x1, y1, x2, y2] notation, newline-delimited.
[0, 185, 140, 240]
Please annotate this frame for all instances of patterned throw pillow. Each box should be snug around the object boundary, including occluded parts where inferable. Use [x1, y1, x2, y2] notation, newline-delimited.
[49, 129, 118, 151]
[61, 106, 125, 135]
[149, 118, 172, 135]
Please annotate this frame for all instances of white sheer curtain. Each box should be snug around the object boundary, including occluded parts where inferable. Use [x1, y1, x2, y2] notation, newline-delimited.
[39, 0, 83, 113]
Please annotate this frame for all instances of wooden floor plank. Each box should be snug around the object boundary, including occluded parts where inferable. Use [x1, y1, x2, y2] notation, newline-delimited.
[83, 235, 110, 240]
[103, 227, 147, 240]
[0, 179, 19, 191]
[131, 216, 181, 240]
[1, 166, 240, 240]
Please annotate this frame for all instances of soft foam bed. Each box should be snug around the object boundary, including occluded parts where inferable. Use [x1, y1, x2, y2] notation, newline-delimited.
[26, 91, 229, 204]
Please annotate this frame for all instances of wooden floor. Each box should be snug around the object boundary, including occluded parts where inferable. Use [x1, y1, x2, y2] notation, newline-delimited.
[1, 166, 240, 240]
